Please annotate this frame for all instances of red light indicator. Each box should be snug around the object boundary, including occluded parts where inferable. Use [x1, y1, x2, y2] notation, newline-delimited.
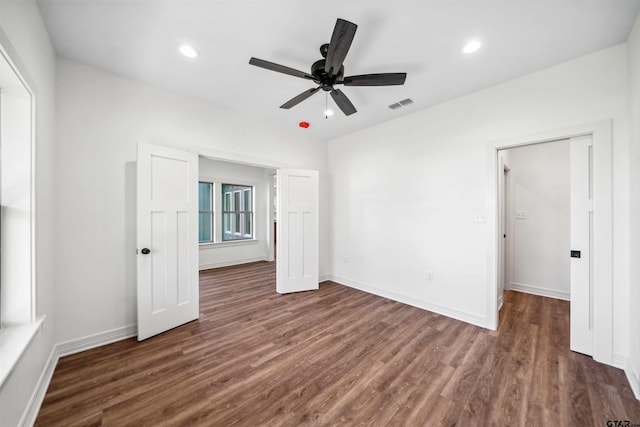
[299, 121, 310, 128]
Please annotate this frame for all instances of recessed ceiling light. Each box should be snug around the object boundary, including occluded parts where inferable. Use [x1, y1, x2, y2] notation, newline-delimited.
[462, 40, 482, 54]
[179, 44, 199, 58]
[324, 109, 334, 117]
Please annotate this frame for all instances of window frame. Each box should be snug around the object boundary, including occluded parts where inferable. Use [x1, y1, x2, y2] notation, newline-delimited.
[0, 41, 42, 388]
[221, 184, 253, 242]
[198, 177, 256, 245]
[198, 181, 214, 243]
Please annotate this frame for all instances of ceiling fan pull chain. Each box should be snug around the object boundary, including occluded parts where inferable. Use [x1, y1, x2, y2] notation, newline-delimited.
[325, 93, 329, 119]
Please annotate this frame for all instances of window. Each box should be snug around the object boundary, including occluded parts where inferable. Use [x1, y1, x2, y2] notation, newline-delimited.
[198, 181, 254, 244]
[222, 184, 253, 241]
[0, 45, 41, 387]
[198, 182, 213, 243]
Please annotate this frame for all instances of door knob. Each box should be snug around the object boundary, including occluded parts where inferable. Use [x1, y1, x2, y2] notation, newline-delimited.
[141, 248, 151, 255]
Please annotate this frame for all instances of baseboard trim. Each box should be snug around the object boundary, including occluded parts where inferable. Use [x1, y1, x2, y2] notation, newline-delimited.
[57, 324, 137, 358]
[612, 352, 627, 370]
[199, 256, 267, 271]
[319, 274, 330, 283]
[626, 359, 640, 401]
[19, 345, 58, 427]
[328, 274, 486, 328]
[509, 282, 570, 301]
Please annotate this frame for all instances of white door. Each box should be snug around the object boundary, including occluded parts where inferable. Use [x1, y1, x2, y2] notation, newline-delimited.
[137, 142, 199, 340]
[570, 135, 593, 355]
[498, 160, 510, 309]
[276, 169, 319, 293]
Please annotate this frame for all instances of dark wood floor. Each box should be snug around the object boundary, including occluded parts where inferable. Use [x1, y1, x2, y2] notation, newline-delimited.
[36, 261, 640, 426]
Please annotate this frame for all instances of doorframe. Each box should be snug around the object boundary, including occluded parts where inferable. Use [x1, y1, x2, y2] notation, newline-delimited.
[485, 119, 613, 365]
[268, 172, 276, 262]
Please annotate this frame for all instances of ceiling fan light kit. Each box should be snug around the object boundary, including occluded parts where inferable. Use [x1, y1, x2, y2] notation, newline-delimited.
[249, 18, 407, 117]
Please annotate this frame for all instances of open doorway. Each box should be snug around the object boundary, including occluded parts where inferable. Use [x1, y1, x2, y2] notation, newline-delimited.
[497, 139, 571, 310]
[489, 120, 613, 364]
[136, 144, 320, 340]
[197, 157, 277, 271]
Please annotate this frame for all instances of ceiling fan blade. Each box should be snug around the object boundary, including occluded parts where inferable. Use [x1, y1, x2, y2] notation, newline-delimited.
[280, 87, 321, 109]
[342, 73, 407, 86]
[330, 89, 357, 116]
[249, 57, 314, 80]
[325, 19, 357, 77]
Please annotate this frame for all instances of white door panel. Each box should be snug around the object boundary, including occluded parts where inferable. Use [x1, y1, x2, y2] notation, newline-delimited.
[277, 169, 318, 293]
[570, 135, 593, 355]
[137, 142, 199, 340]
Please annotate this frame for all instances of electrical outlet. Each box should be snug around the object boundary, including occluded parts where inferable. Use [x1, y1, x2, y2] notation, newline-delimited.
[343, 256, 350, 264]
[426, 270, 434, 282]
[516, 211, 527, 220]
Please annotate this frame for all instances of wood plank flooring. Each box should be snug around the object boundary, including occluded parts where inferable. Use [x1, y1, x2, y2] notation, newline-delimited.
[36, 261, 640, 426]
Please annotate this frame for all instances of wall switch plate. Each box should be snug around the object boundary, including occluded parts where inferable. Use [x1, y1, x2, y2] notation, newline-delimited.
[516, 211, 527, 219]
[426, 271, 434, 281]
[343, 256, 349, 264]
[474, 213, 486, 223]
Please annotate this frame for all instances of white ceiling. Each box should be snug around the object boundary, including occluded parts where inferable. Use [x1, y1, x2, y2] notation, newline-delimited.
[37, 0, 640, 141]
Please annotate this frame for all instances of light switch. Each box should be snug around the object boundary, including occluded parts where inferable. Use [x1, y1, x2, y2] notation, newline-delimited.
[516, 211, 527, 220]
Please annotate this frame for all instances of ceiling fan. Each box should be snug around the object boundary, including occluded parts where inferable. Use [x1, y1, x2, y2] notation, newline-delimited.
[249, 18, 407, 116]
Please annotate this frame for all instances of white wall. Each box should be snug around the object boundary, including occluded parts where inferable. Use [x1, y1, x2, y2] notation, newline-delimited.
[0, 0, 57, 425]
[328, 44, 630, 359]
[502, 140, 570, 300]
[626, 13, 640, 398]
[198, 157, 273, 270]
[54, 58, 328, 344]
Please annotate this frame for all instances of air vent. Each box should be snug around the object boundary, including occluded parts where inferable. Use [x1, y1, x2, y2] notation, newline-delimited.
[388, 98, 414, 110]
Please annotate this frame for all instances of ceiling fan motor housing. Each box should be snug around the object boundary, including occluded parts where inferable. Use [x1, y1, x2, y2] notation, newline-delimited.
[311, 57, 344, 91]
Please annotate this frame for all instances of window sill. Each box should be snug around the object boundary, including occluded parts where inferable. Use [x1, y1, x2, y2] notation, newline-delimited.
[0, 316, 45, 386]
[199, 239, 259, 249]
